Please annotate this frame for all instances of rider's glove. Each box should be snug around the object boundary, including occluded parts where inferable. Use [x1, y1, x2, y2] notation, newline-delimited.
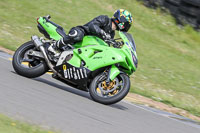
[100, 30, 111, 40]
[113, 41, 124, 48]
[116, 41, 124, 46]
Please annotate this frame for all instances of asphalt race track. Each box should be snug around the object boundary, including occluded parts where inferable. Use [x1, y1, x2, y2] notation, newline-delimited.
[0, 51, 200, 133]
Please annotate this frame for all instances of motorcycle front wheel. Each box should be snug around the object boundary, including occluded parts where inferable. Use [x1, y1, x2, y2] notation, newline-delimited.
[89, 72, 130, 105]
[12, 41, 49, 78]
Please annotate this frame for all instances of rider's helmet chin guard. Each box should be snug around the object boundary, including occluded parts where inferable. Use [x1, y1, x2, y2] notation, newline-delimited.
[112, 9, 133, 32]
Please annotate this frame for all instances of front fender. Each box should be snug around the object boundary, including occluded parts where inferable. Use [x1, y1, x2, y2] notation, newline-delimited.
[109, 65, 120, 81]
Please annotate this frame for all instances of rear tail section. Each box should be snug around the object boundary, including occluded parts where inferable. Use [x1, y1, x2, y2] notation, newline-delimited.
[37, 16, 66, 40]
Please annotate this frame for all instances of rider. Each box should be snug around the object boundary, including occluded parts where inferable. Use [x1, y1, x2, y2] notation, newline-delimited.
[48, 9, 133, 55]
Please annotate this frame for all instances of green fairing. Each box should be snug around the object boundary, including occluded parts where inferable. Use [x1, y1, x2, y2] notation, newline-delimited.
[37, 17, 62, 40]
[119, 31, 137, 71]
[68, 52, 81, 67]
[73, 36, 108, 48]
[68, 31, 137, 80]
[69, 44, 127, 70]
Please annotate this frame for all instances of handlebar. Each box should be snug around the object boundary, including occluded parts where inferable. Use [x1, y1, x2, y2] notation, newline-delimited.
[105, 39, 116, 45]
[105, 39, 124, 48]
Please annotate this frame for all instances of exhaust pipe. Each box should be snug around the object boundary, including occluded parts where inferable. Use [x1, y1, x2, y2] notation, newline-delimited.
[31, 35, 58, 74]
[31, 35, 43, 49]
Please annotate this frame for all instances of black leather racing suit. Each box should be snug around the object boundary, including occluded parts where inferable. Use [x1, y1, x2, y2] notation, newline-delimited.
[56, 15, 115, 49]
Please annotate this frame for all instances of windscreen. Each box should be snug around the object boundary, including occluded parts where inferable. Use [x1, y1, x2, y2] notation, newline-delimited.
[121, 32, 138, 68]
[122, 32, 136, 51]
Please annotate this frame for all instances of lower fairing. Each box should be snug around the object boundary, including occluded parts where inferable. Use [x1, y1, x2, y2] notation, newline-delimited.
[54, 62, 91, 90]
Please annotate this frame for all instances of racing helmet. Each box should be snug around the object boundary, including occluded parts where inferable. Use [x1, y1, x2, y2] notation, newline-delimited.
[112, 9, 133, 32]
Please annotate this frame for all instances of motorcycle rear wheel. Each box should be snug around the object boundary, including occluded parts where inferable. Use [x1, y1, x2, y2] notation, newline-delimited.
[89, 72, 130, 105]
[12, 41, 48, 78]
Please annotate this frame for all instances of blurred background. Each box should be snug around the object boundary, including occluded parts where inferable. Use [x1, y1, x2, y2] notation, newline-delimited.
[139, 0, 200, 29]
[0, 0, 200, 117]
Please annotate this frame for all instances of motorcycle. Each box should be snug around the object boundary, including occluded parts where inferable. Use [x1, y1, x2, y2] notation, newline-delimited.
[12, 15, 138, 104]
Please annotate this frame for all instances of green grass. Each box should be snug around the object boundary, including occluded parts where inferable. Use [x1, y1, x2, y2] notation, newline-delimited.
[0, 0, 200, 117]
[0, 114, 54, 133]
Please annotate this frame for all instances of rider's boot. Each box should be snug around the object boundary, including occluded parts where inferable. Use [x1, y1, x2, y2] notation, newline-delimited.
[48, 36, 72, 58]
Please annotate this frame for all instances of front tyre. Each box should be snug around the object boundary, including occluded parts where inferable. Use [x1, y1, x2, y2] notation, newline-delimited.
[89, 72, 130, 105]
[12, 41, 48, 78]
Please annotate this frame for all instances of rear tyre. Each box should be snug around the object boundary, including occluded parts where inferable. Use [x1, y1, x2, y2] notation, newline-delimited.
[89, 72, 130, 105]
[12, 41, 49, 78]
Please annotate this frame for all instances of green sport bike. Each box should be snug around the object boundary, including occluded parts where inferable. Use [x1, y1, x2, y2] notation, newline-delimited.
[12, 15, 138, 104]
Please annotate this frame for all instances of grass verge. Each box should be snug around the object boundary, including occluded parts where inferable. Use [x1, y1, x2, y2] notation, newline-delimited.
[0, 114, 54, 133]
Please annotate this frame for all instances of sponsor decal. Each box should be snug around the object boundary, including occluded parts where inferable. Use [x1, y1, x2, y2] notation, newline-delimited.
[63, 65, 68, 78]
[63, 67, 87, 80]
[73, 67, 78, 80]
[67, 69, 70, 79]
[77, 70, 81, 79]
[84, 68, 87, 77]
[80, 69, 84, 78]
[93, 57, 102, 59]
[70, 68, 73, 78]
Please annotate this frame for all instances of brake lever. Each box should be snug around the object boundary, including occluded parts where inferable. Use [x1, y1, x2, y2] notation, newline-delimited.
[113, 41, 124, 48]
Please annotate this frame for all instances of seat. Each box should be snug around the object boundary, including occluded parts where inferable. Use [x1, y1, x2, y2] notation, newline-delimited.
[47, 19, 67, 38]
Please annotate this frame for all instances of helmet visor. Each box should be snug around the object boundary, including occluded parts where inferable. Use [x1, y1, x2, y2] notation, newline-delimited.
[121, 22, 131, 32]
